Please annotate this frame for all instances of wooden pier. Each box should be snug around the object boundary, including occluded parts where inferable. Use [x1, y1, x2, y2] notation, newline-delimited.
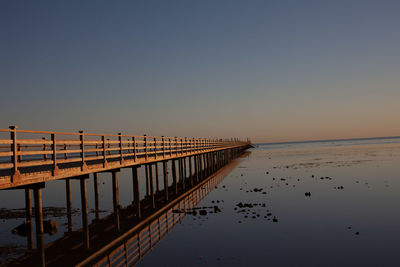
[0, 126, 251, 267]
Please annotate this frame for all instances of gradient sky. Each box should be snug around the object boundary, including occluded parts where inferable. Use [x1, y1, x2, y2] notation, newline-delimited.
[1, 1, 399, 142]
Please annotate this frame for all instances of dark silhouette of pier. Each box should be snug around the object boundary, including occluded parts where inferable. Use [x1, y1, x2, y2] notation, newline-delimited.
[0, 126, 250, 266]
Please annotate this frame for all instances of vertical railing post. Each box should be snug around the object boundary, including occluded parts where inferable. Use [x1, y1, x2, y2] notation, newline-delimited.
[52, 133, 59, 175]
[175, 137, 178, 156]
[9, 126, 20, 182]
[181, 138, 183, 155]
[154, 137, 157, 159]
[64, 143, 68, 160]
[79, 131, 87, 171]
[133, 136, 137, 162]
[17, 144, 22, 162]
[162, 136, 165, 158]
[169, 138, 172, 156]
[118, 133, 124, 164]
[144, 134, 148, 160]
[185, 137, 188, 154]
[102, 135, 107, 168]
[42, 137, 47, 160]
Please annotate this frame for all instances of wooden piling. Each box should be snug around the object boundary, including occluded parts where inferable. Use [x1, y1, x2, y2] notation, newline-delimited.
[162, 161, 168, 202]
[132, 166, 141, 219]
[65, 179, 73, 232]
[155, 163, 159, 192]
[189, 156, 193, 187]
[33, 187, 45, 267]
[24, 188, 34, 250]
[80, 178, 90, 249]
[93, 173, 100, 220]
[145, 164, 150, 196]
[112, 170, 120, 232]
[172, 160, 178, 195]
[149, 164, 155, 209]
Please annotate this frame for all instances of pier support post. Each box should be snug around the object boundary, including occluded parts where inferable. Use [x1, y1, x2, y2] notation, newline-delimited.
[162, 161, 169, 202]
[65, 179, 73, 233]
[145, 164, 150, 197]
[80, 177, 90, 250]
[189, 156, 193, 187]
[112, 170, 120, 232]
[155, 163, 159, 192]
[132, 166, 141, 219]
[183, 157, 187, 188]
[24, 188, 34, 250]
[201, 154, 205, 179]
[33, 186, 45, 267]
[180, 158, 185, 192]
[148, 164, 155, 209]
[93, 173, 100, 220]
[194, 156, 199, 183]
[172, 160, 178, 195]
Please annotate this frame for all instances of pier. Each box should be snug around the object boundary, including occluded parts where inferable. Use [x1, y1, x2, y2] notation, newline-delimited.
[0, 127, 251, 266]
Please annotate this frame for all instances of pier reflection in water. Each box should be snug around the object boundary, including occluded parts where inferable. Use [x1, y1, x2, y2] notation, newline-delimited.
[2, 147, 247, 266]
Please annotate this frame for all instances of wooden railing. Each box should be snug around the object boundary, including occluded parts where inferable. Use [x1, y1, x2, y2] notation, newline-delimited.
[0, 126, 249, 185]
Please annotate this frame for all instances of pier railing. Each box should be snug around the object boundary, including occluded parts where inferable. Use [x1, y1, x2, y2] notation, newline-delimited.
[0, 126, 250, 188]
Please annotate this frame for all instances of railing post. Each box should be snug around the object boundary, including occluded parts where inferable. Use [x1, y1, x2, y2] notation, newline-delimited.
[162, 136, 165, 158]
[181, 138, 183, 155]
[144, 134, 148, 160]
[102, 135, 107, 168]
[185, 137, 187, 154]
[169, 138, 172, 156]
[118, 133, 124, 164]
[9, 126, 20, 182]
[79, 131, 87, 171]
[17, 144, 22, 162]
[154, 137, 157, 159]
[51, 133, 59, 175]
[42, 137, 47, 160]
[175, 137, 178, 156]
[133, 136, 137, 162]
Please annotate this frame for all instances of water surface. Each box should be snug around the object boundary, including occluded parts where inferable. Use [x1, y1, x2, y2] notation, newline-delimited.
[138, 138, 400, 266]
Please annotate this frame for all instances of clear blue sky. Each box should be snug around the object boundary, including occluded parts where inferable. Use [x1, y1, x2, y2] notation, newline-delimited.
[1, 1, 399, 142]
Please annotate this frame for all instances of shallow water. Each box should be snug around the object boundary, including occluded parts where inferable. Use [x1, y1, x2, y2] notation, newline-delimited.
[137, 138, 400, 266]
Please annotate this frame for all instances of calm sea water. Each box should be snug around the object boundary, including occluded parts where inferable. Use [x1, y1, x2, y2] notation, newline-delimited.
[137, 137, 400, 266]
[1, 137, 400, 266]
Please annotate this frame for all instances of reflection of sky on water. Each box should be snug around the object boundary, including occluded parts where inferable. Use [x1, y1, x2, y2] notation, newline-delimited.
[138, 139, 400, 266]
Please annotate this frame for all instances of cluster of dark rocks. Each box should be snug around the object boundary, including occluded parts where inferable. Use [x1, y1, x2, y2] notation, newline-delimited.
[173, 205, 222, 217]
[235, 202, 278, 223]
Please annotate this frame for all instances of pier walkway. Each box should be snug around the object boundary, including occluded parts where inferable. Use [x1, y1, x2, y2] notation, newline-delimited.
[0, 126, 249, 189]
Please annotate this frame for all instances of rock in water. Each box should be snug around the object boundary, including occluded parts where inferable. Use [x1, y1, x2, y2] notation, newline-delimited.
[213, 206, 222, 213]
[272, 216, 278, 222]
[11, 222, 28, 236]
[199, 210, 207, 216]
[43, 220, 58, 235]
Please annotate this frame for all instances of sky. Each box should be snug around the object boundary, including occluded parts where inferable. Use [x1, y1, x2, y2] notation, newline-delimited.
[0, 0, 399, 143]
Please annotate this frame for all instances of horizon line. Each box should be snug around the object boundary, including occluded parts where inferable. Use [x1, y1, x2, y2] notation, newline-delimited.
[256, 135, 400, 145]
